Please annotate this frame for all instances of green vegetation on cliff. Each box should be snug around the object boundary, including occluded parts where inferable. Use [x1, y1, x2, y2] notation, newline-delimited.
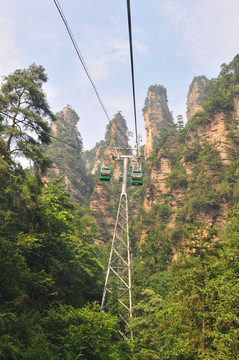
[0, 67, 133, 359]
[44, 107, 94, 205]
[1, 55, 239, 359]
[129, 55, 239, 359]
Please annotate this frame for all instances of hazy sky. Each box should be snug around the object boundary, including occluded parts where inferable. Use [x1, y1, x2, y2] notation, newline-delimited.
[0, 0, 239, 150]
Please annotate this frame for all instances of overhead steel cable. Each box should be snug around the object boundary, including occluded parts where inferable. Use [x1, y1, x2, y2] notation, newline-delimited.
[53, 0, 110, 122]
[126, 0, 139, 156]
[0, 110, 96, 157]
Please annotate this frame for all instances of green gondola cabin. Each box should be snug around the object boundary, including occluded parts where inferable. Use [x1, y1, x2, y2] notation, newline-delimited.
[100, 167, 112, 181]
[119, 173, 123, 181]
[131, 170, 143, 185]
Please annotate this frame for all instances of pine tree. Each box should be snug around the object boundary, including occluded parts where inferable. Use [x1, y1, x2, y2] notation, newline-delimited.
[0, 64, 55, 173]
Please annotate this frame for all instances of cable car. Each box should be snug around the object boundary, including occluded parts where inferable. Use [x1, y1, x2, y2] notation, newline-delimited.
[131, 169, 143, 186]
[100, 166, 112, 181]
[119, 173, 123, 181]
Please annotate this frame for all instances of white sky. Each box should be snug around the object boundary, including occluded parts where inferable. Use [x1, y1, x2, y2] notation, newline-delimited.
[0, 0, 239, 150]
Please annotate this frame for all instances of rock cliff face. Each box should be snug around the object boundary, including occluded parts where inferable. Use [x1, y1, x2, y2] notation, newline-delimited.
[85, 112, 129, 177]
[143, 156, 172, 210]
[186, 76, 209, 121]
[198, 94, 239, 164]
[52, 107, 81, 146]
[143, 85, 173, 158]
[89, 112, 130, 243]
[138, 73, 239, 248]
[198, 112, 229, 164]
[44, 106, 92, 204]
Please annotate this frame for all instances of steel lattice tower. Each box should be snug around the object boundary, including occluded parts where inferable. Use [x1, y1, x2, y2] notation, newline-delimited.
[101, 156, 132, 340]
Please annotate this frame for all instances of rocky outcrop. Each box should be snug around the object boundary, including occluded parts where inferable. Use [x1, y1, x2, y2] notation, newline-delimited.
[89, 67, 239, 246]
[143, 85, 173, 158]
[85, 112, 129, 177]
[140, 78, 239, 247]
[186, 76, 209, 121]
[191, 94, 239, 165]
[44, 106, 92, 204]
[199, 112, 230, 163]
[144, 156, 171, 210]
[89, 112, 130, 243]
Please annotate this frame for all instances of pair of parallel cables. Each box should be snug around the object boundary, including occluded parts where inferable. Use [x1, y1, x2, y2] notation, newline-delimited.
[1, 1, 139, 159]
[53, 0, 139, 155]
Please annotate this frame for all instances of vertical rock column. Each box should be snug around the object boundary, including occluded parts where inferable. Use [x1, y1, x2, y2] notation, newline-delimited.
[143, 85, 173, 158]
[186, 76, 209, 121]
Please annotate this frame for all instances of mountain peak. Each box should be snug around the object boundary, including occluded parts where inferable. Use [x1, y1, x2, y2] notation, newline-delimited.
[186, 76, 209, 121]
[143, 85, 173, 158]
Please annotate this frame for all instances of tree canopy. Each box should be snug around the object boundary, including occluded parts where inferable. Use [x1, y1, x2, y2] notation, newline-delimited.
[1, 58, 239, 359]
[0, 63, 55, 173]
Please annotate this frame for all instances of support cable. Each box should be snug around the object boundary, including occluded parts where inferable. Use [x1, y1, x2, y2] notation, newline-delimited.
[126, 0, 139, 156]
[0, 110, 96, 157]
[53, 0, 110, 122]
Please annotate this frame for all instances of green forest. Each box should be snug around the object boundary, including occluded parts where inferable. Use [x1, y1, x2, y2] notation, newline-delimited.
[0, 57, 238, 359]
